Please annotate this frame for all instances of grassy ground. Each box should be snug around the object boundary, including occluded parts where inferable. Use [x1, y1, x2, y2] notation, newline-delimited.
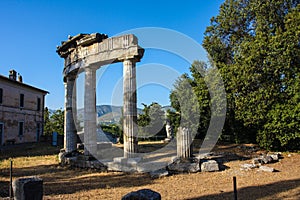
[0, 142, 299, 199]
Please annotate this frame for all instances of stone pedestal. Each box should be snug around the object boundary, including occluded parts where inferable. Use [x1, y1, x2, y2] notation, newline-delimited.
[177, 127, 192, 159]
[84, 67, 97, 156]
[123, 59, 138, 158]
[12, 177, 43, 200]
[64, 76, 77, 152]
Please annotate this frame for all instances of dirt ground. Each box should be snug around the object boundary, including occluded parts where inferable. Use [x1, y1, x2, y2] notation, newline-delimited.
[0, 142, 299, 200]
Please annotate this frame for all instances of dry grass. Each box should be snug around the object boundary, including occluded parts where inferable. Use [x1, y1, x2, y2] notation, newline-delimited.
[0, 142, 299, 199]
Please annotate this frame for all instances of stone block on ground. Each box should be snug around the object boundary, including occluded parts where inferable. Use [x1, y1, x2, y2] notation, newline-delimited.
[107, 161, 137, 172]
[168, 161, 200, 173]
[252, 158, 261, 165]
[201, 160, 219, 172]
[13, 176, 43, 200]
[150, 169, 169, 179]
[267, 153, 281, 161]
[136, 161, 169, 173]
[240, 163, 257, 170]
[259, 166, 275, 172]
[261, 155, 273, 164]
[122, 189, 161, 200]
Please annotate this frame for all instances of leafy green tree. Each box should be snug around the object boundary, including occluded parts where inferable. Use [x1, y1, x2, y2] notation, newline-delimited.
[138, 102, 166, 140]
[203, 0, 300, 149]
[43, 108, 64, 135]
[169, 73, 200, 139]
[51, 109, 64, 135]
[43, 107, 52, 135]
[169, 60, 226, 141]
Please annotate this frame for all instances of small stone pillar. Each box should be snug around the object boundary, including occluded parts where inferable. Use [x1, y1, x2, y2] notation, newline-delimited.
[123, 59, 138, 158]
[12, 177, 43, 200]
[84, 66, 97, 156]
[64, 75, 77, 153]
[177, 127, 192, 159]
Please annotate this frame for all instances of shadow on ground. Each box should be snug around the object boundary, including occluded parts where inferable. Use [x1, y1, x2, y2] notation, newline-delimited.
[185, 179, 300, 200]
[0, 142, 61, 161]
[0, 163, 154, 197]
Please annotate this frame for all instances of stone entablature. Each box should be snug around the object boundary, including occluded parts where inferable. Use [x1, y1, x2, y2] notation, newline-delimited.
[57, 34, 144, 78]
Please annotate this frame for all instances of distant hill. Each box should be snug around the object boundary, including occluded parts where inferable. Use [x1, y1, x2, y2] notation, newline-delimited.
[77, 105, 174, 125]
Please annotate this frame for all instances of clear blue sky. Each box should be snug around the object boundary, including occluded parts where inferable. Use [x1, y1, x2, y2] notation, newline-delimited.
[0, 0, 224, 109]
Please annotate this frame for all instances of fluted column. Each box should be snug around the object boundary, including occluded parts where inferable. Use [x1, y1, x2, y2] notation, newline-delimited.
[177, 127, 192, 159]
[84, 66, 97, 156]
[123, 59, 138, 158]
[64, 76, 77, 152]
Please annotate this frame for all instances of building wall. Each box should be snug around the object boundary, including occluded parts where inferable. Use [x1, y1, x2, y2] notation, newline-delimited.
[0, 78, 46, 145]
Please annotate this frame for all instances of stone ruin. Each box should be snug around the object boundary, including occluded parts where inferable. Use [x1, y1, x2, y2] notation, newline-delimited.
[56, 33, 220, 174]
[56, 33, 144, 160]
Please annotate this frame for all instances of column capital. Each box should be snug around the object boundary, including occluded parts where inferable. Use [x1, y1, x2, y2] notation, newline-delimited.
[84, 63, 99, 71]
[64, 74, 77, 83]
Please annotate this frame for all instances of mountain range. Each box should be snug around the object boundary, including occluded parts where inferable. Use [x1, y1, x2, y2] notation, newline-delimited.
[77, 105, 174, 125]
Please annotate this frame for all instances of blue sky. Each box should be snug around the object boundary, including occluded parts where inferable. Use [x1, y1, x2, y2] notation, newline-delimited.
[0, 0, 224, 109]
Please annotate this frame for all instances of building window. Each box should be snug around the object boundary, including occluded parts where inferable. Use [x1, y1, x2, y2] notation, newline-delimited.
[0, 88, 2, 104]
[19, 122, 24, 136]
[20, 94, 24, 108]
[0, 123, 3, 145]
[37, 97, 41, 111]
[36, 122, 41, 141]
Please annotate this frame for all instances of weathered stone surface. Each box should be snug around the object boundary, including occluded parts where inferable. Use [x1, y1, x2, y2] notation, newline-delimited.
[201, 160, 219, 172]
[150, 169, 169, 179]
[58, 151, 67, 165]
[259, 166, 275, 172]
[168, 161, 200, 173]
[13, 177, 43, 200]
[123, 59, 138, 158]
[176, 127, 192, 159]
[107, 161, 137, 172]
[84, 67, 97, 156]
[122, 189, 161, 200]
[252, 158, 261, 165]
[268, 153, 281, 161]
[136, 161, 169, 173]
[97, 142, 112, 150]
[240, 163, 257, 170]
[252, 153, 280, 165]
[58, 33, 144, 164]
[261, 155, 273, 164]
[64, 76, 77, 153]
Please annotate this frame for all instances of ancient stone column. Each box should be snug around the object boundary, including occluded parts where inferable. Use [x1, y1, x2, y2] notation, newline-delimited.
[123, 59, 138, 158]
[177, 127, 192, 159]
[64, 75, 77, 153]
[84, 66, 97, 156]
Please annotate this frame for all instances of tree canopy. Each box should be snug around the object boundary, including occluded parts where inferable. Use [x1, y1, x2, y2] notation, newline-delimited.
[202, 0, 300, 150]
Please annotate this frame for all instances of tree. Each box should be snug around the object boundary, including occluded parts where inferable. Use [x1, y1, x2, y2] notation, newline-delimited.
[51, 109, 64, 135]
[44, 108, 64, 135]
[203, 0, 300, 149]
[43, 107, 52, 135]
[138, 102, 166, 140]
[169, 72, 200, 139]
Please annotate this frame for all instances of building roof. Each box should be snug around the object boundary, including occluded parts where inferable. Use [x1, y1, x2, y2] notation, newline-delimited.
[0, 74, 49, 94]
